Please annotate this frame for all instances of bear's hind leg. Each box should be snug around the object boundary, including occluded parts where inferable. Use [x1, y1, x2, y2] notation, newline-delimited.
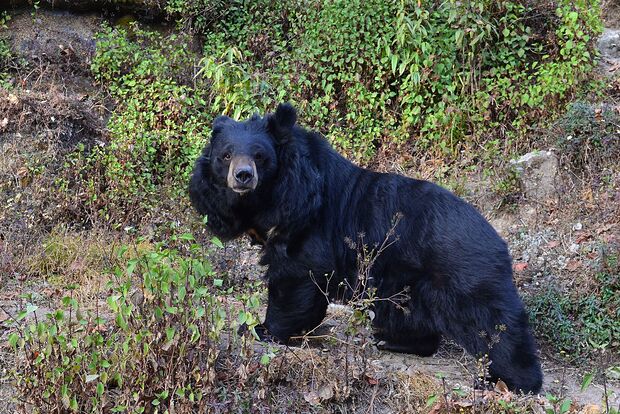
[485, 311, 543, 394]
[448, 307, 543, 394]
[375, 328, 441, 356]
[372, 301, 441, 356]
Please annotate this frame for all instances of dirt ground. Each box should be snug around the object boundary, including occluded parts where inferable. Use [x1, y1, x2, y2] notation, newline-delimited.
[0, 6, 619, 414]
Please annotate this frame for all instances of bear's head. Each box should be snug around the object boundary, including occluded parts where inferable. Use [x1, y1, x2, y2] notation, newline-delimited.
[199, 103, 297, 195]
[190, 103, 323, 239]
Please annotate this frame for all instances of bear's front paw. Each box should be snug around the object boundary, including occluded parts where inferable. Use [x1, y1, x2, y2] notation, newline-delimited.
[238, 323, 282, 343]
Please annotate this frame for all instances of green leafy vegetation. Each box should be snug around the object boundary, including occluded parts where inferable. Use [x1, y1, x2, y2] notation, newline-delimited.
[527, 255, 620, 361]
[164, 0, 231, 35]
[9, 235, 266, 412]
[0, 11, 14, 87]
[82, 0, 602, 223]
[195, 0, 602, 160]
[84, 25, 209, 220]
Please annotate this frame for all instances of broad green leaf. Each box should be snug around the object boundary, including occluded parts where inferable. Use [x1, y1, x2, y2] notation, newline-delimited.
[581, 372, 594, 391]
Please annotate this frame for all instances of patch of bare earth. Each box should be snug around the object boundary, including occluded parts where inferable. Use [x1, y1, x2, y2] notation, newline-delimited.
[602, 0, 620, 29]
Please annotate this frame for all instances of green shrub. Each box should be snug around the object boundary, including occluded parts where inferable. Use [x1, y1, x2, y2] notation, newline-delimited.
[9, 235, 267, 412]
[195, 0, 602, 161]
[87, 25, 209, 220]
[91, 24, 196, 88]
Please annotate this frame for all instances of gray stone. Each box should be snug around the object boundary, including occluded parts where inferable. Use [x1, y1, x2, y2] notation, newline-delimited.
[597, 28, 620, 74]
[597, 28, 620, 61]
[510, 150, 559, 202]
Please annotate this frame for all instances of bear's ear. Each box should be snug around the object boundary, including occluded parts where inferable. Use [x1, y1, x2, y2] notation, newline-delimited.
[202, 143, 213, 162]
[212, 115, 232, 134]
[267, 102, 297, 144]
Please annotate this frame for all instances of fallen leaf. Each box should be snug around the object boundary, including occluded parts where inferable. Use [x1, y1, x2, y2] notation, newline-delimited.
[575, 232, 592, 244]
[17, 166, 28, 177]
[545, 240, 560, 249]
[594, 107, 603, 122]
[582, 188, 594, 203]
[495, 379, 509, 393]
[514, 262, 528, 272]
[366, 376, 379, 385]
[566, 260, 581, 271]
[581, 403, 602, 414]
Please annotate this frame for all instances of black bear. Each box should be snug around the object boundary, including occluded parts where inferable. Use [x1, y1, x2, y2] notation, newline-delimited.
[189, 103, 543, 393]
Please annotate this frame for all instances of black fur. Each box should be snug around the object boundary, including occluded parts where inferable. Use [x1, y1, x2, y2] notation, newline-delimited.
[189, 103, 543, 394]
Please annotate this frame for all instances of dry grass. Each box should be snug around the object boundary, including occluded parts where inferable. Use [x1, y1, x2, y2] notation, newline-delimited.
[23, 226, 117, 300]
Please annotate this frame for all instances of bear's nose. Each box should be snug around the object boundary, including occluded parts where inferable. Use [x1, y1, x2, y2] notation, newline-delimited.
[234, 166, 254, 185]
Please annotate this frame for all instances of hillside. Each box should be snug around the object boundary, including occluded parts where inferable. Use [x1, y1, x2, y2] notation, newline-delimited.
[0, 2, 618, 413]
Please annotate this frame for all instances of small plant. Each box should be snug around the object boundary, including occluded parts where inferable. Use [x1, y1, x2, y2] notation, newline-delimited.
[544, 393, 573, 414]
[555, 101, 620, 172]
[9, 234, 268, 412]
[527, 254, 620, 361]
[493, 165, 522, 205]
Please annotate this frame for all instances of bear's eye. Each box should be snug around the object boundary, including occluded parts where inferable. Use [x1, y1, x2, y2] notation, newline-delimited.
[254, 152, 263, 161]
[222, 153, 231, 161]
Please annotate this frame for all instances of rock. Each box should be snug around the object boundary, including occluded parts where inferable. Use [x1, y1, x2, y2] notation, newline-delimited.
[597, 28, 620, 61]
[510, 150, 559, 202]
[597, 28, 620, 74]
